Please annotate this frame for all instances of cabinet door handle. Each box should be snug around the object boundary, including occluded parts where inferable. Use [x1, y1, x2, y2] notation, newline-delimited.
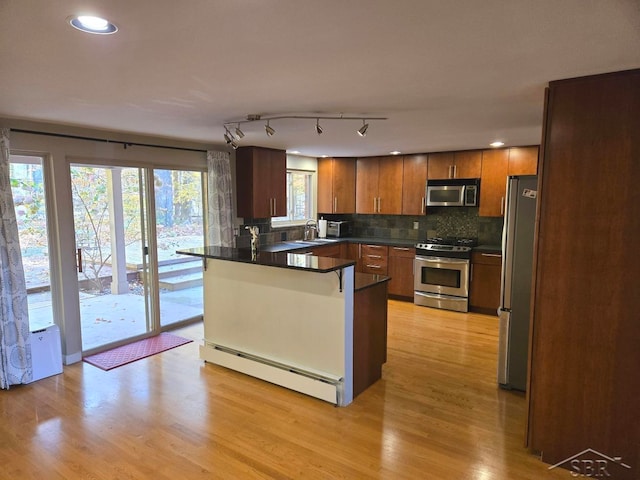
[449, 165, 453, 179]
[368, 255, 382, 259]
[394, 247, 411, 251]
[373, 197, 377, 212]
[482, 253, 502, 258]
[470, 263, 473, 281]
[358, 243, 362, 259]
[454, 165, 458, 178]
[421, 196, 425, 214]
[334, 197, 337, 213]
[500, 196, 505, 216]
[273, 198, 277, 215]
[366, 264, 382, 269]
[378, 197, 381, 213]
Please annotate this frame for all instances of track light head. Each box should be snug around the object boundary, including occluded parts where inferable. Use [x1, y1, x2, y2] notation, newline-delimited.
[265, 121, 275, 136]
[223, 130, 233, 144]
[235, 125, 245, 139]
[357, 120, 369, 137]
[315, 119, 323, 135]
[231, 140, 238, 150]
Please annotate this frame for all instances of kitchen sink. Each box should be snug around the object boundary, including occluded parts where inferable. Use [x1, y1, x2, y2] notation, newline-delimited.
[293, 238, 339, 244]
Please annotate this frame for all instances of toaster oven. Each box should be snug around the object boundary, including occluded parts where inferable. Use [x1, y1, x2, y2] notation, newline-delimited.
[326, 221, 352, 237]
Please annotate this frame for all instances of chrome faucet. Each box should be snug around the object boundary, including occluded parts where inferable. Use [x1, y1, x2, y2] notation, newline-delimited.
[304, 219, 317, 241]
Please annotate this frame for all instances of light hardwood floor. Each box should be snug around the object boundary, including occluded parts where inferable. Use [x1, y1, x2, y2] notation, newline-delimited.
[1, 301, 569, 479]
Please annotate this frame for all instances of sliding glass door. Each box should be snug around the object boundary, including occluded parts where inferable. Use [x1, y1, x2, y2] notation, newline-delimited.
[71, 165, 154, 351]
[70, 164, 205, 352]
[154, 169, 204, 328]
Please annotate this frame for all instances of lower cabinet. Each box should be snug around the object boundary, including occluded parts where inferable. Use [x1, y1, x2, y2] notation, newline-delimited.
[469, 250, 502, 315]
[353, 280, 388, 397]
[309, 243, 347, 258]
[388, 246, 414, 299]
[361, 244, 389, 275]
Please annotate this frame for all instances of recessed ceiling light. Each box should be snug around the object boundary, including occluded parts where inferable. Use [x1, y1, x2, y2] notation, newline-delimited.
[69, 15, 118, 35]
[490, 141, 505, 147]
[390, 151, 402, 155]
[289, 150, 301, 155]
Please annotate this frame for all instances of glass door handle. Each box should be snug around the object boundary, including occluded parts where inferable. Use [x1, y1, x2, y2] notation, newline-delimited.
[77, 248, 83, 273]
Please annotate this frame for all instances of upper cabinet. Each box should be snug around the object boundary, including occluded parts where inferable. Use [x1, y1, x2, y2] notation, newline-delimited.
[356, 156, 403, 214]
[508, 146, 539, 176]
[479, 146, 539, 217]
[479, 149, 509, 217]
[236, 146, 286, 218]
[428, 150, 482, 179]
[317, 157, 356, 214]
[401, 154, 428, 215]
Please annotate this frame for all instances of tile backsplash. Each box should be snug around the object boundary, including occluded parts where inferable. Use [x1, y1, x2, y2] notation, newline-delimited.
[237, 208, 503, 248]
[325, 208, 503, 246]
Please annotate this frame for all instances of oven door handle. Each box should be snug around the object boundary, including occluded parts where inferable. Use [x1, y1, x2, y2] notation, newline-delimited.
[415, 256, 469, 264]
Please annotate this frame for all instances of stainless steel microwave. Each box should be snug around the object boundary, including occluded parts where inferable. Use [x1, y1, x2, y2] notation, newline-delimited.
[426, 178, 480, 207]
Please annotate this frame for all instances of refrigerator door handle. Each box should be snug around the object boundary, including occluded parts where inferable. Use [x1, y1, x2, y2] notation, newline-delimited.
[497, 308, 511, 385]
[500, 178, 519, 310]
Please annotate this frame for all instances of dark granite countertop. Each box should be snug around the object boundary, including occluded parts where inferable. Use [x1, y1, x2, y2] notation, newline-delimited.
[177, 246, 355, 273]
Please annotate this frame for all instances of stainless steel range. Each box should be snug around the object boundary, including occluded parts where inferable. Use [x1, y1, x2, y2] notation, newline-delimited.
[414, 237, 476, 313]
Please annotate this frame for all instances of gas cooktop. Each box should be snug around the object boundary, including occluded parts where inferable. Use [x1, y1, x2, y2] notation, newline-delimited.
[416, 236, 478, 252]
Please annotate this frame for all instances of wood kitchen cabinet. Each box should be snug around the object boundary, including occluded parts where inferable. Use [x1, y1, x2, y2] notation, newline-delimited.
[527, 70, 640, 478]
[479, 148, 509, 217]
[356, 156, 403, 214]
[469, 250, 502, 315]
[360, 244, 389, 275]
[347, 243, 363, 272]
[236, 146, 286, 218]
[317, 157, 356, 214]
[508, 146, 539, 176]
[428, 150, 482, 179]
[480, 146, 539, 217]
[401, 154, 428, 215]
[309, 242, 348, 259]
[388, 246, 415, 299]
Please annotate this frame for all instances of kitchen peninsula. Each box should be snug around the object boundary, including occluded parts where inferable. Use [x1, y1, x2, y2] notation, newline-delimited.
[176, 246, 390, 406]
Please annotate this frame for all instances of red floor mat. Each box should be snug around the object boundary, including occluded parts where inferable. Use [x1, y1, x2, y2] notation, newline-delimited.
[83, 333, 193, 371]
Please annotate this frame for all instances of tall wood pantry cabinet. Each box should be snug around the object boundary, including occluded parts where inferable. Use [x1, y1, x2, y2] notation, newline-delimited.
[527, 69, 639, 479]
[235, 146, 286, 218]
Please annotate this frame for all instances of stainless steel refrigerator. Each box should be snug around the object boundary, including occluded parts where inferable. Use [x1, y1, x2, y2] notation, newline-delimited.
[497, 175, 538, 391]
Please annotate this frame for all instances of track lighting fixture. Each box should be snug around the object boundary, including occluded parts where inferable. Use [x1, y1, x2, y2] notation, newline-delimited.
[222, 113, 386, 146]
[357, 120, 369, 137]
[265, 121, 275, 136]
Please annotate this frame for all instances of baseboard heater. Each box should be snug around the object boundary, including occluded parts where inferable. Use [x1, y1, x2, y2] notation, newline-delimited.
[200, 342, 344, 405]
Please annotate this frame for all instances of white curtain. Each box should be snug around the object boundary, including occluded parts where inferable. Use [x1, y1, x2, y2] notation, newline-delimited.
[0, 128, 32, 389]
[207, 150, 234, 247]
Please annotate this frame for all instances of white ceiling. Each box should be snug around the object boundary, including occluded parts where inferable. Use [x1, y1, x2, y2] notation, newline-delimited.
[1, 0, 639, 157]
